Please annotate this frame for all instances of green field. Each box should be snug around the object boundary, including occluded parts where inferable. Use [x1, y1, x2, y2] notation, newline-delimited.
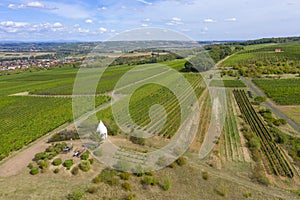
[221, 43, 300, 76]
[252, 78, 300, 105]
[0, 59, 192, 160]
[209, 80, 246, 87]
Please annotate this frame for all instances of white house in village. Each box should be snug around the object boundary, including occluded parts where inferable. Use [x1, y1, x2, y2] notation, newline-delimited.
[96, 120, 108, 139]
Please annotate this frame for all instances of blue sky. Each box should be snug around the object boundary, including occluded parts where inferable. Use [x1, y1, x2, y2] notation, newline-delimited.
[0, 0, 299, 41]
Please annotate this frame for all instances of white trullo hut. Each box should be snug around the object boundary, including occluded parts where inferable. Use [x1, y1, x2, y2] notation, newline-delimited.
[96, 120, 108, 139]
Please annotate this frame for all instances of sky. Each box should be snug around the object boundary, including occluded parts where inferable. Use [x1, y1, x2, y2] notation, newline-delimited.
[0, 0, 299, 41]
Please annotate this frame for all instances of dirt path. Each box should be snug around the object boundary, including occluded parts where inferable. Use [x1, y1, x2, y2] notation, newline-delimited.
[0, 99, 112, 177]
[189, 159, 299, 200]
[240, 76, 300, 133]
[0, 67, 171, 177]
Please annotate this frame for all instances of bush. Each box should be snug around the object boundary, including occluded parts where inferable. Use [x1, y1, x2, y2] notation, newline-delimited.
[30, 167, 39, 175]
[88, 158, 94, 165]
[38, 160, 49, 170]
[27, 162, 34, 169]
[168, 162, 176, 168]
[243, 192, 252, 198]
[34, 152, 48, 161]
[176, 157, 187, 166]
[161, 177, 172, 191]
[129, 136, 146, 146]
[92, 176, 101, 184]
[79, 161, 91, 172]
[202, 171, 209, 180]
[142, 176, 158, 186]
[63, 159, 74, 170]
[121, 182, 131, 191]
[120, 172, 131, 180]
[215, 185, 228, 197]
[52, 158, 62, 166]
[66, 191, 83, 200]
[98, 168, 119, 185]
[145, 171, 154, 176]
[123, 193, 135, 200]
[72, 166, 79, 175]
[54, 168, 60, 174]
[86, 186, 98, 194]
[80, 151, 89, 160]
[254, 96, 266, 104]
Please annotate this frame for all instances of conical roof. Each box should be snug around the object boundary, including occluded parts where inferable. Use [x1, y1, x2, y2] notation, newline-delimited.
[97, 120, 107, 134]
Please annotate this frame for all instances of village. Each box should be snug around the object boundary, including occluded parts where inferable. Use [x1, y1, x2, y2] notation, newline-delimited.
[0, 58, 79, 71]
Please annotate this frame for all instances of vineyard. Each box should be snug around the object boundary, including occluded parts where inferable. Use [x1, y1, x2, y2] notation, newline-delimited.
[0, 96, 109, 161]
[252, 78, 300, 105]
[233, 90, 294, 178]
[221, 90, 244, 162]
[97, 71, 204, 140]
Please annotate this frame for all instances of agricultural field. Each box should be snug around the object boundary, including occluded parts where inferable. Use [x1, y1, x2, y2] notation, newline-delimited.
[220, 90, 245, 162]
[209, 80, 246, 87]
[252, 78, 300, 105]
[233, 90, 294, 178]
[220, 43, 300, 76]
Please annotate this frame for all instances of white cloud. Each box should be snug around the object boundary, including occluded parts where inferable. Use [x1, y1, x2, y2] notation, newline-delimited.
[85, 19, 93, 24]
[137, 0, 153, 5]
[166, 17, 183, 25]
[203, 18, 216, 23]
[27, 1, 44, 8]
[99, 27, 107, 33]
[53, 22, 63, 28]
[7, 1, 57, 10]
[224, 17, 237, 22]
[172, 17, 182, 22]
[141, 24, 148, 27]
[78, 28, 90, 33]
[143, 18, 151, 22]
[0, 21, 29, 33]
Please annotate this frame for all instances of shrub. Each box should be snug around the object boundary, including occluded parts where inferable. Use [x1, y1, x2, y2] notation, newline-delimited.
[27, 162, 34, 169]
[52, 158, 62, 166]
[215, 185, 228, 197]
[202, 171, 209, 180]
[161, 177, 172, 191]
[54, 168, 60, 174]
[79, 161, 91, 172]
[121, 182, 131, 191]
[243, 192, 252, 198]
[142, 176, 158, 186]
[30, 167, 39, 175]
[98, 168, 119, 185]
[176, 157, 186, 166]
[145, 171, 154, 176]
[86, 186, 98, 194]
[63, 159, 74, 170]
[45, 145, 55, 152]
[120, 172, 131, 180]
[129, 136, 145, 146]
[123, 193, 135, 200]
[72, 166, 79, 175]
[88, 158, 94, 165]
[38, 160, 49, 170]
[80, 151, 89, 160]
[92, 176, 101, 184]
[34, 152, 48, 161]
[168, 162, 176, 168]
[66, 191, 83, 200]
[54, 142, 67, 154]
